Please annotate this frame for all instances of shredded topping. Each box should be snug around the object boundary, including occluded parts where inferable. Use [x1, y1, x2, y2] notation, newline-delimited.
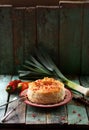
[29, 77, 64, 92]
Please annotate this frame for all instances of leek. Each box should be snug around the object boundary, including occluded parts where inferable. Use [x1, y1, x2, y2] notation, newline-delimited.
[18, 48, 89, 97]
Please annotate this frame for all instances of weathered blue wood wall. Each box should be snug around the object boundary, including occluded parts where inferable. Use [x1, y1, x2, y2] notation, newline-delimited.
[0, 1, 89, 75]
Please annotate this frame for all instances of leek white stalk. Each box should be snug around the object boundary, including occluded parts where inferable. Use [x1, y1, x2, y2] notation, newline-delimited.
[65, 80, 89, 96]
[54, 64, 89, 96]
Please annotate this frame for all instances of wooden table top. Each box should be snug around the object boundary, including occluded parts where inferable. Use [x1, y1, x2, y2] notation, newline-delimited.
[0, 75, 89, 129]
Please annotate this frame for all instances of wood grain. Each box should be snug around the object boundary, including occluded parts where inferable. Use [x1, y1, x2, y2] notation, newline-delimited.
[24, 7, 36, 60]
[1, 2, 89, 75]
[26, 106, 47, 124]
[12, 7, 25, 74]
[0, 75, 89, 126]
[3, 76, 26, 123]
[0, 0, 60, 7]
[0, 75, 11, 123]
[37, 6, 59, 65]
[81, 4, 89, 75]
[59, 2, 82, 75]
[0, 7, 13, 74]
[67, 76, 88, 125]
[47, 106, 67, 124]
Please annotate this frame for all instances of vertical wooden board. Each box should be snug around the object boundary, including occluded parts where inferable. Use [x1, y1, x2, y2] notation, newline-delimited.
[37, 6, 59, 65]
[67, 76, 88, 125]
[47, 106, 67, 124]
[79, 76, 89, 119]
[0, 75, 11, 122]
[12, 7, 25, 74]
[0, 7, 13, 74]
[59, 2, 82, 74]
[26, 106, 47, 124]
[81, 4, 89, 75]
[24, 7, 36, 60]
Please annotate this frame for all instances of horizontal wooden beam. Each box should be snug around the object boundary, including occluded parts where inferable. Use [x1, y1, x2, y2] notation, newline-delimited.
[60, 0, 89, 4]
[0, 0, 60, 7]
[0, 0, 88, 7]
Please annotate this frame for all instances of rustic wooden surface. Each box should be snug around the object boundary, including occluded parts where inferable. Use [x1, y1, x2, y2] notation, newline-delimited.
[0, 6, 13, 74]
[81, 3, 89, 75]
[0, 0, 88, 7]
[0, 75, 89, 129]
[59, 1, 89, 75]
[37, 6, 59, 65]
[0, 0, 60, 7]
[12, 7, 25, 73]
[0, 1, 89, 130]
[59, 2, 82, 75]
[0, 1, 89, 75]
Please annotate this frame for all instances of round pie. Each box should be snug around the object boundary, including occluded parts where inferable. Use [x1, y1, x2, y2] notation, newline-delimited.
[27, 77, 65, 105]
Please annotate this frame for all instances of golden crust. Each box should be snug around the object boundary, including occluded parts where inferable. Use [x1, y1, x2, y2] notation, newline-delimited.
[27, 77, 65, 104]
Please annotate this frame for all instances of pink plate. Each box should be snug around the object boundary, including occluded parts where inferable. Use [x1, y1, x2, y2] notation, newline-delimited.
[20, 88, 72, 108]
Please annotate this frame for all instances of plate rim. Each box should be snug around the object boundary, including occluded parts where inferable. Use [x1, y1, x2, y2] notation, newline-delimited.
[20, 88, 72, 108]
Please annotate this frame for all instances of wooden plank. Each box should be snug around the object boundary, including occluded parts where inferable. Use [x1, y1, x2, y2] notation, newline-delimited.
[3, 76, 26, 123]
[0, 7, 13, 74]
[0, 0, 60, 7]
[4, 96, 26, 123]
[11, 75, 19, 80]
[0, 75, 11, 123]
[37, 6, 59, 65]
[59, 1, 89, 5]
[47, 106, 67, 124]
[81, 4, 89, 75]
[79, 76, 89, 119]
[59, 2, 82, 74]
[67, 103, 88, 124]
[0, 82, 8, 122]
[26, 106, 47, 124]
[67, 76, 88, 124]
[24, 7, 36, 60]
[12, 7, 25, 74]
[0, 75, 12, 82]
